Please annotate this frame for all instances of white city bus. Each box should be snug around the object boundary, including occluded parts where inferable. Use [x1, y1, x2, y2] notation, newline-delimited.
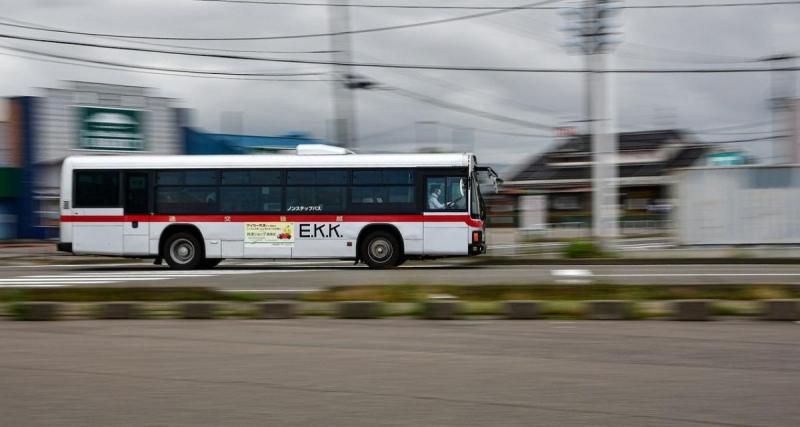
[57, 145, 497, 269]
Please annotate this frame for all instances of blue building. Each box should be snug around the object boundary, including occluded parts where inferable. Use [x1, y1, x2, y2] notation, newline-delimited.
[184, 128, 327, 155]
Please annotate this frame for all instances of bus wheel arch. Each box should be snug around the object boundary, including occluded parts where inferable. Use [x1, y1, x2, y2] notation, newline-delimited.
[159, 224, 205, 270]
[357, 224, 405, 268]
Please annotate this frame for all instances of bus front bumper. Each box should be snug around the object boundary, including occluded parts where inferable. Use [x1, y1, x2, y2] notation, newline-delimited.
[469, 243, 486, 255]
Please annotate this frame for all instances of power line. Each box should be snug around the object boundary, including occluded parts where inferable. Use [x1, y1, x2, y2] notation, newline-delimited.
[4, 33, 796, 73]
[692, 120, 773, 132]
[0, 45, 332, 80]
[0, 16, 336, 55]
[358, 124, 415, 141]
[624, 1, 800, 9]
[198, 0, 800, 9]
[706, 135, 789, 144]
[0, 0, 562, 41]
[357, 51, 561, 115]
[380, 86, 555, 130]
[618, 43, 757, 65]
[437, 122, 552, 137]
[693, 129, 773, 136]
[197, 0, 563, 8]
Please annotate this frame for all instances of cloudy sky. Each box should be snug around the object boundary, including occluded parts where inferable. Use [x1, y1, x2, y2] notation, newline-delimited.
[1, 0, 799, 167]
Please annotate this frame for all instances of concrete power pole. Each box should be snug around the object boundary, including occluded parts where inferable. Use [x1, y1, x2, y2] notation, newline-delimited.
[765, 54, 797, 164]
[562, 0, 622, 247]
[328, 0, 358, 149]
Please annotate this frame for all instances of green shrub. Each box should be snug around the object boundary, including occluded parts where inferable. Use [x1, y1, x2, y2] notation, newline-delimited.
[563, 240, 607, 258]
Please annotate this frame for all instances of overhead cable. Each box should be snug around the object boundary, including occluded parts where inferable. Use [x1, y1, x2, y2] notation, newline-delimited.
[198, 0, 800, 10]
[1, 45, 332, 79]
[0, 0, 562, 41]
[2, 33, 796, 74]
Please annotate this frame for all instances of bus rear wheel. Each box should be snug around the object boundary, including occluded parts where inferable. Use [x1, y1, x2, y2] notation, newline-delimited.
[360, 231, 402, 269]
[164, 232, 203, 270]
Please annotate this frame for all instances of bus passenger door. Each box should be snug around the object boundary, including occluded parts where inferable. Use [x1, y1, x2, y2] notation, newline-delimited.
[123, 172, 150, 256]
[423, 175, 469, 255]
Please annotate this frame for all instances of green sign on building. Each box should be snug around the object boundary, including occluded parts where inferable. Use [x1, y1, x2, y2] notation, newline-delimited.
[707, 151, 746, 167]
[77, 107, 144, 151]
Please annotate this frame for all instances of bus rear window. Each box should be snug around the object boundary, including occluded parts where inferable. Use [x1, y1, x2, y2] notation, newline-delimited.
[74, 171, 120, 208]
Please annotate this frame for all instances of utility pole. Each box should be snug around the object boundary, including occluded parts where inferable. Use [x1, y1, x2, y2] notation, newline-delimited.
[764, 54, 797, 164]
[562, 0, 623, 247]
[328, 0, 357, 149]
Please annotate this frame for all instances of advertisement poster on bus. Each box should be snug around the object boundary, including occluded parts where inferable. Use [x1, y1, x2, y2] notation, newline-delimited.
[244, 222, 294, 247]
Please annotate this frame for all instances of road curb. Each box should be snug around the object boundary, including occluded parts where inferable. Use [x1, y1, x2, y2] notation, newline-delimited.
[180, 302, 218, 319]
[761, 299, 800, 321]
[673, 300, 712, 321]
[586, 300, 634, 320]
[336, 301, 385, 319]
[422, 300, 460, 320]
[254, 301, 297, 319]
[1, 299, 797, 322]
[503, 300, 542, 319]
[95, 302, 144, 320]
[10, 302, 63, 321]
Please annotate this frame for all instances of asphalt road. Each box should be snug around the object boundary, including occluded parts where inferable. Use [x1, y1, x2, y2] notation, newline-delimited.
[1, 319, 798, 427]
[3, 260, 800, 290]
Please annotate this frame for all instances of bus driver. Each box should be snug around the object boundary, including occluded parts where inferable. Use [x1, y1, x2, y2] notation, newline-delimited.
[428, 186, 445, 210]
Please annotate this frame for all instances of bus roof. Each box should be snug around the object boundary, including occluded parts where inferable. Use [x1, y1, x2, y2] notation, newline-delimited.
[62, 153, 475, 170]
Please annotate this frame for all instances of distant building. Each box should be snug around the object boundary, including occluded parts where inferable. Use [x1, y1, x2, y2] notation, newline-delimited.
[184, 128, 326, 154]
[1, 81, 329, 240]
[3, 81, 186, 239]
[792, 98, 800, 163]
[501, 130, 711, 227]
[677, 165, 800, 245]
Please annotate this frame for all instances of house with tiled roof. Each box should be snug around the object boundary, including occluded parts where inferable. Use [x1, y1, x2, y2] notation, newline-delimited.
[499, 129, 711, 227]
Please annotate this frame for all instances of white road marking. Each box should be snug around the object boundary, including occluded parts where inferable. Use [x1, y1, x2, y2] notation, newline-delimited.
[551, 269, 593, 278]
[0, 282, 110, 286]
[551, 269, 593, 284]
[0, 278, 130, 282]
[236, 260, 352, 266]
[16, 276, 199, 281]
[0, 267, 325, 288]
[399, 264, 451, 268]
[22, 273, 214, 280]
[593, 273, 800, 277]
[0, 262, 149, 269]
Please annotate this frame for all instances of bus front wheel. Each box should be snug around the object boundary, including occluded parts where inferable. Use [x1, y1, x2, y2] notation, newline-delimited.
[164, 232, 203, 270]
[360, 231, 402, 269]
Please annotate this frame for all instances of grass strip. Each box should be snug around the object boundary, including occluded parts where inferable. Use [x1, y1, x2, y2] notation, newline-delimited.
[303, 284, 800, 303]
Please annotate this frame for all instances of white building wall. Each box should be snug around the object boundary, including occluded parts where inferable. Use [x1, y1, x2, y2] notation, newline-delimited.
[793, 99, 800, 164]
[677, 166, 800, 245]
[35, 83, 182, 167]
[32, 82, 183, 192]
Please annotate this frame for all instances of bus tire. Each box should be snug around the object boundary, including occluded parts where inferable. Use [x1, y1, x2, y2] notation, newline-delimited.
[164, 232, 203, 270]
[360, 231, 402, 269]
[200, 258, 223, 269]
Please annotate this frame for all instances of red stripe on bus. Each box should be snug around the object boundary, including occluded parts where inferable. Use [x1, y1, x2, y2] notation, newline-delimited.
[60, 214, 483, 228]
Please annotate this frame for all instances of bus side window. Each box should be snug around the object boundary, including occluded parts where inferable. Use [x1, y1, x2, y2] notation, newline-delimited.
[74, 170, 120, 208]
[425, 176, 467, 211]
